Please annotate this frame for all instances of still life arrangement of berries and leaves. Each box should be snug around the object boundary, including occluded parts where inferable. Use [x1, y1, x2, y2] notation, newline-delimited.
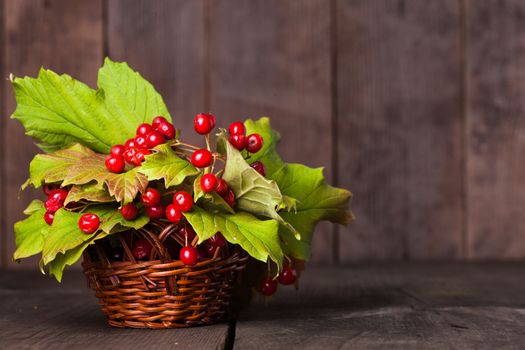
[11, 58, 352, 328]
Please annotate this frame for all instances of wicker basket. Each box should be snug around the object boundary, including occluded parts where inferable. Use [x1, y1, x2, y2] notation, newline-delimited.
[82, 223, 249, 329]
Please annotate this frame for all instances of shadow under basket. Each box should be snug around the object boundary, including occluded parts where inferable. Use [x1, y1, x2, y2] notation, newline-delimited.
[81, 226, 249, 329]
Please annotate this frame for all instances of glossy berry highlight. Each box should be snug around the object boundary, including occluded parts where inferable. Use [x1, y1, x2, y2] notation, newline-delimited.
[250, 161, 266, 176]
[105, 155, 125, 173]
[142, 188, 161, 207]
[110, 144, 126, 157]
[165, 204, 183, 223]
[136, 123, 153, 137]
[132, 238, 152, 260]
[44, 211, 54, 225]
[200, 173, 217, 193]
[194, 113, 215, 134]
[246, 133, 263, 153]
[260, 277, 278, 296]
[228, 121, 245, 136]
[145, 203, 165, 219]
[173, 191, 193, 212]
[180, 246, 199, 266]
[229, 134, 246, 151]
[120, 203, 138, 220]
[215, 179, 229, 196]
[278, 266, 297, 285]
[78, 213, 100, 234]
[152, 116, 168, 129]
[191, 149, 213, 168]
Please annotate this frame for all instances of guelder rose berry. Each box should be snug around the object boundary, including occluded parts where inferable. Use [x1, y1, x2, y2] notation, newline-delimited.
[78, 213, 100, 234]
[246, 133, 263, 153]
[191, 149, 213, 168]
[180, 246, 199, 266]
[200, 173, 217, 193]
[120, 203, 138, 220]
[194, 113, 215, 134]
[173, 191, 193, 212]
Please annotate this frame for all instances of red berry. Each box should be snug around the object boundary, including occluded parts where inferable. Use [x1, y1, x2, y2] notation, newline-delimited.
[165, 204, 183, 223]
[48, 189, 68, 204]
[135, 149, 151, 163]
[157, 121, 176, 140]
[246, 133, 263, 153]
[200, 173, 217, 193]
[202, 243, 219, 258]
[146, 131, 165, 148]
[105, 155, 125, 173]
[123, 147, 138, 165]
[142, 187, 161, 207]
[45, 198, 62, 214]
[278, 266, 297, 285]
[110, 144, 126, 157]
[42, 183, 60, 196]
[208, 232, 226, 247]
[120, 203, 138, 220]
[136, 123, 153, 137]
[194, 113, 215, 134]
[145, 203, 165, 219]
[229, 134, 247, 150]
[260, 278, 278, 296]
[191, 149, 213, 168]
[44, 211, 54, 225]
[250, 161, 266, 176]
[215, 179, 229, 196]
[228, 121, 245, 136]
[224, 189, 235, 208]
[134, 135, 149, 149]
[152, 116, 168, 129]
[78, 213, 100, 234]
[173, 191, 193, 212]
[180, 246, 198, 266]
[179, 225, 196, 241]
[125, 138, 137, 149]
[132, 238, 152, 260]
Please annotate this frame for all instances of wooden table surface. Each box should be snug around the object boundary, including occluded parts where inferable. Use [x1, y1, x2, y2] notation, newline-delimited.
[2, 263, 525, 349]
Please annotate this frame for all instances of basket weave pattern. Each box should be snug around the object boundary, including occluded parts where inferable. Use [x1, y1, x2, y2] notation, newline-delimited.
[82, 223, 248, 329]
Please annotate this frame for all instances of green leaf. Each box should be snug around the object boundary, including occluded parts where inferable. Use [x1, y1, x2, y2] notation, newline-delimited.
[139, 144, 200, 188]
[105, 168, 149, 204]
[62, 153, 148, 204]
[183, 206, 283, 271]
[41, 204, 149, 265]
[245, 118, 353, 260]
[48, 240, 92, 282]
[23, 143, 94, 189]
[219, 131, 297, 236]
[11, 58, 170, 153]
[14, 201, 48, 260]
[65, 183, 113, 205]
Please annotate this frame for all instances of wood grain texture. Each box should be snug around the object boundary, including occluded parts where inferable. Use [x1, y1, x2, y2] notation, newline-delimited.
[106, 0, 206, 147]
[0, 0, 6, 269]
[0, 271, 232, 350]
[337, 0, 464, 261]
[208, 0, 335, 263]
[3, 0, 103, 268]
[465, 0, 525, 259]
[235, 263, 525, 349]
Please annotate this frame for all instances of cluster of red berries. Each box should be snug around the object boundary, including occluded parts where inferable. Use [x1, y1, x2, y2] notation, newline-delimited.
[105, 116, 175, 173]
[228, 121, 264, 153]
[43, 185, 69, 225]
[260, 264, 298, 296]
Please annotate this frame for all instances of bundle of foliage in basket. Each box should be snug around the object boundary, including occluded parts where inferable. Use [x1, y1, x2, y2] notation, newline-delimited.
[11, 58, 353, 328]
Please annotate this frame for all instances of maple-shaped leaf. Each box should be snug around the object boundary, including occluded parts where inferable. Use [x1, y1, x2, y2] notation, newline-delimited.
[11, 58, 171, 153]
[183, 206, 283, 271]
[23, 143, 94, 189]
[139, 144, 200, 188]
[48, 239, 92, 282]
[65, 183, 113, 205]
[218, 131, 298, 237]
[104, 168, 148, 204]
[13, 200, 48, 260]
[245, 117, 353, 260]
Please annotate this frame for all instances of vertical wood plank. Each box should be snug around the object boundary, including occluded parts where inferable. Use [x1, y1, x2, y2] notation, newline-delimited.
[466, 0, 525, 259]
[107, 0, 206, 146]
[4, 0, 103, 268]
[208, 0, 335, 263]
[337, 0, 464, 261]
[0, 0, 6, 269]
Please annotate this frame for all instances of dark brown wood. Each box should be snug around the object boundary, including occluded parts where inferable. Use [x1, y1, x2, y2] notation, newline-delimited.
[465, 0, 525, 259]
[336, 0, 464, 261]
[235, 263, 525, 349]
[0, 270, 232, 349]
[208, 0, 335, 263]
[3, 0, 104, 268]
[106, 0, 207, 147]
[0, 0, 6, 269]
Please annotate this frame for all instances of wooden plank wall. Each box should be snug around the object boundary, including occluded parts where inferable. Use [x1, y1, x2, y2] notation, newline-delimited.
[1, 0, 525, 269]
